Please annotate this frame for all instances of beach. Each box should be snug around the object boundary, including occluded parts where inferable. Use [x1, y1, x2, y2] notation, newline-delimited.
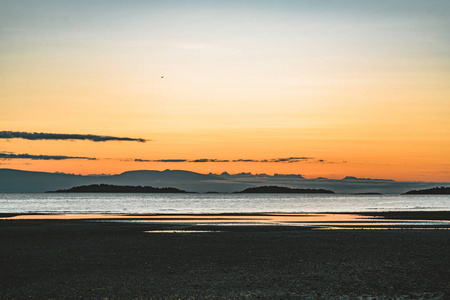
[1, 212, 449, 299]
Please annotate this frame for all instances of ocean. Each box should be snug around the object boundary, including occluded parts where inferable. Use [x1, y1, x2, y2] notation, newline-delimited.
[0, 193, 448, 214]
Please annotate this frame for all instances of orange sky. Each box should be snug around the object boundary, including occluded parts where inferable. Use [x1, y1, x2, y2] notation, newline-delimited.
[1, 1, 449, 181]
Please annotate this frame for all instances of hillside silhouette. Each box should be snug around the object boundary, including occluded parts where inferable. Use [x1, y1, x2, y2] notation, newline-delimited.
[46, 184, 189, 193]
[404, 186, 450, 195]
[2, 168, 449, 194]
[236, 186, 334, 194]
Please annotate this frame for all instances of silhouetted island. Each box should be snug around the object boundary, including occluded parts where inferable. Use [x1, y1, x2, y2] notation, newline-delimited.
[403, 186, 450, 195]
[46, 184, 189, 193]
[235, 186, 334, 194]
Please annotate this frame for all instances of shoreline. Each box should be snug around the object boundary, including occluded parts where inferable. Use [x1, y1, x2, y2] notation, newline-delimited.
[2, 210, 450, 217]
[1, 211, 449, 230]
[1, 215, 449, 298]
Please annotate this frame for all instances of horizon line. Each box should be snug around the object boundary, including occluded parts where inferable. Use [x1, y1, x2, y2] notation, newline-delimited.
[2, 167, 450, 183]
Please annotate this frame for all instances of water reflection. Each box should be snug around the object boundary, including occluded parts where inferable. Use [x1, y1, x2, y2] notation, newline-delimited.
[2, 213, 449, 229]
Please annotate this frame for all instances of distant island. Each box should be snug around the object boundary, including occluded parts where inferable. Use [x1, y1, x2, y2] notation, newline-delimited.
[46, 184, 189, 193]
[403, 186, 450, 195]
[235, 186, 334, 194]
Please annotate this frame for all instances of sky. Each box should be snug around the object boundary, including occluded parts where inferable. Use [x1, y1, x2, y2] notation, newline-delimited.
[1, 0, 449, 181]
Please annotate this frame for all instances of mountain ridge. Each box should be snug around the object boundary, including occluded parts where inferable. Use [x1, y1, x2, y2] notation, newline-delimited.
[0, 168, 448, 194]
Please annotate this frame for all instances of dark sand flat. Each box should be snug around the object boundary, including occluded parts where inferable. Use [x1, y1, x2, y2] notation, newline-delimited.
[0, 212, 449, 299]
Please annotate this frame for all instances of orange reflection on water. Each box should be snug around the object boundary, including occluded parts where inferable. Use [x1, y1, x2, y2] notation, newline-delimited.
[2, 213, 449, 229]
[1, 213, 375, 223]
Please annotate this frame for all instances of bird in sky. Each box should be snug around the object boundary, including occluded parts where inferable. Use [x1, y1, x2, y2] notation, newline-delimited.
[161, 76, 164, 79]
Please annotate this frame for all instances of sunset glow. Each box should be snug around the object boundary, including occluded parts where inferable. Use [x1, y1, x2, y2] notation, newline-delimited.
[1, 1, 449, 181]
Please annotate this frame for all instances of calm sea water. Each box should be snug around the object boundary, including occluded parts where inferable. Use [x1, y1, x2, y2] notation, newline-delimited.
[0, 193, 448, 214]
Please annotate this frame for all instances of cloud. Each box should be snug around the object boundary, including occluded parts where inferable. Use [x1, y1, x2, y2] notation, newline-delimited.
[0, 152, 96, 160]
[134, 159, 187, 163]
[134, 158, 228, 163]
[233, 157, 313, 163]
[0, 131, 148, 143]
[133, 157, 316, 163]
[270, 157, 313, 163]
[152, 159, 188, 163]
[191, 159, 230, 163]
[312, 159, 348, 164]
[134, 159, 151, 162]
[232, 159, 259, 162]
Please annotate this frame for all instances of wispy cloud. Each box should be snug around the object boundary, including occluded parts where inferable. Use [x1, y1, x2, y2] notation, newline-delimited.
[192, 159, 230, 163]
[231, 157, 313, 163]
[313, 159, 347, 164]
[232, 159, 258, 162]
[135, 159, 188, 163]
[0, 131, 148, 143]
[268, 157, 312, 163]
[0, 152, 96, 160]
[134, 157, 315, 163]
[135, 158, 230, 163]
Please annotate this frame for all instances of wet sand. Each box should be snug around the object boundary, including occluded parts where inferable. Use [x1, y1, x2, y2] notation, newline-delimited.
[1, 212, 449, 299]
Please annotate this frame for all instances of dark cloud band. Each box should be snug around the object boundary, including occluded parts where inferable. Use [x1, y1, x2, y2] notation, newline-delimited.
[135, 159, 188, 162]
[0, 131, 147, 143]
[0, 152, 96, 160]
[191, 159, 230, 163]
[270, 157, 312, 163]
[134, 157, 314, 163]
